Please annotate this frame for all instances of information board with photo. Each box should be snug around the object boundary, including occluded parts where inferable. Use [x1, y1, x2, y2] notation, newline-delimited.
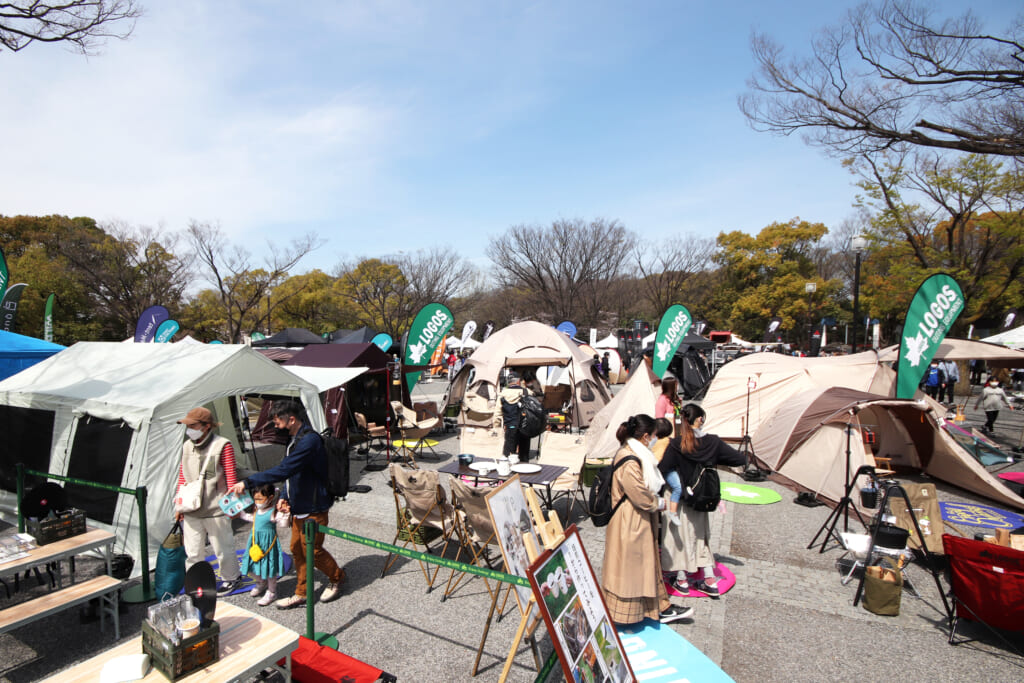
[528, 525, 634, 683]
[485, 475, 539, 615]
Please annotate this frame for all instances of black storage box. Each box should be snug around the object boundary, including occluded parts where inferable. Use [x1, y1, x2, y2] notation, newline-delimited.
[26, 508, 86, 545]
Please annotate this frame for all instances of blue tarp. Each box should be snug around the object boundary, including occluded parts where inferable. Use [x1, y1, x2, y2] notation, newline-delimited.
[0, 330, 64, 380]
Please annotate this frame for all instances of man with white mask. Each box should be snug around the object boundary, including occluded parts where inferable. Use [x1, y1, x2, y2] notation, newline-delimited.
[174, 406, 242, 595]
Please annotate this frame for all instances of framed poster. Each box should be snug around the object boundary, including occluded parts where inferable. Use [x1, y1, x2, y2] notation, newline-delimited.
[528, 525, 635, 683]
[485, 475, 539, 615]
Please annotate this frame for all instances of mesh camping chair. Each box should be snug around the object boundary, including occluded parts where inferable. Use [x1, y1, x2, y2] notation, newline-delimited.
[390, 401, 441, 466]
[443, 476, 503, 601]
[943, 534, 1024, 654]
[353, 412, 390, 468]
[381, 464, 456, 591]
[536, 431, 588, 523]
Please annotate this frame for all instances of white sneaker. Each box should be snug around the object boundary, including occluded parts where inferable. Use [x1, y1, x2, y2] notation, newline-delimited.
[257, 591, 276, 607]
[320, 582, 342, 603]
[275, 594, 306, 610]
[250, 581, 266, 598]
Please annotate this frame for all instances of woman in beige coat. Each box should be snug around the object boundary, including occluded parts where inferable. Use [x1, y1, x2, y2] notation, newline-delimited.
[601, 414, 693, 625]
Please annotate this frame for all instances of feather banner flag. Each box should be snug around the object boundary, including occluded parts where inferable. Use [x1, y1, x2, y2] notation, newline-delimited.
[134, 305, 170, 343]
[0, 283, 28, 332]
[895, 274, 964, 399]
[652, 305, 693, 378]
[44, 293, 55, 342]
[404, 303, 454, 392]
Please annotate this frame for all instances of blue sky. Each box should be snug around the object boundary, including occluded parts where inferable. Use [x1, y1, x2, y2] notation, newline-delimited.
[1, 1, 1015, 274]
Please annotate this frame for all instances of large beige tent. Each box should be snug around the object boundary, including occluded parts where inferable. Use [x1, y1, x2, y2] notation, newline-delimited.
[585, 363, 660, 461]
[751, 386, 1024, 511]
[446, 321, 610, 428]
[700, 351, 895, 438]
[877, 337, 1024, 366]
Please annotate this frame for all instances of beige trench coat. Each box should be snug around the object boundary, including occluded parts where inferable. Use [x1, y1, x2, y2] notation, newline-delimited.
[601, 444, 667, 620]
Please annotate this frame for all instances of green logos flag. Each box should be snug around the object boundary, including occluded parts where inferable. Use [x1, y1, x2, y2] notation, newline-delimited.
[404, 303, 454, 392]
[0, 246, 8, 297]
[652, 304, 693, 378]
[44, 293, 55, 342]
[895, 274, 965, 399]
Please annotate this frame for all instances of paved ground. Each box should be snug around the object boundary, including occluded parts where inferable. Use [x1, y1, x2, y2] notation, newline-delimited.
[3, 378, 1024, 682]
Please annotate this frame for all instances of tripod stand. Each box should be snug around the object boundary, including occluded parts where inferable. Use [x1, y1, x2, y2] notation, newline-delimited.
[808, 419, 874, 553]
[740, 375, 768, 481]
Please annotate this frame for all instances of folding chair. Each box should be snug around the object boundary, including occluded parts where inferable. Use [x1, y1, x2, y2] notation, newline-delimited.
[943, 534, 1024, 654]
[536, 431, 588, 523]
[458, 425, 504, 461]
[443, 476, 503, 601]
[381, 464, 457, 591]
[391, 401, 441, 465]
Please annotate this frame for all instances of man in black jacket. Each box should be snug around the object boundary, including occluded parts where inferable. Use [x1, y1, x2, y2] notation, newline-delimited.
[233, 400, 345, 609]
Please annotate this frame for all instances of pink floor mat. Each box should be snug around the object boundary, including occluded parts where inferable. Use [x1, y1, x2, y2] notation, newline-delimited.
[664, 562, 736, 599]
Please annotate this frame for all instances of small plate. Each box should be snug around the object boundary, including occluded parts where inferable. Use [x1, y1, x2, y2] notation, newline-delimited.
[511, 463, 542, 474]
[468, 462, 493, 473]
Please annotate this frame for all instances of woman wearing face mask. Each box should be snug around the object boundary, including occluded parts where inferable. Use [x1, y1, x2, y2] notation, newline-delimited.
[974, 375, 1015, 433]
[660, 404, 744, 597]
[174, 407, 243, 595]
[601, 413, 693, 625]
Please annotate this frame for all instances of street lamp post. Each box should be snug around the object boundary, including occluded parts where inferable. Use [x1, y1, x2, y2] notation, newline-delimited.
[805, 282, 816, 353]
[851, 235, 868, 353]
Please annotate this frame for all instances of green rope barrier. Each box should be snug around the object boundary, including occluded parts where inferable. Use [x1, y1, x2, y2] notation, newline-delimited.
[321, 525, 531, 587]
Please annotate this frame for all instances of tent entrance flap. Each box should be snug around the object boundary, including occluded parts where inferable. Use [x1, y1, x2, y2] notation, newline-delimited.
[66, 416, 133, 524]
[0, 405, 55, 493]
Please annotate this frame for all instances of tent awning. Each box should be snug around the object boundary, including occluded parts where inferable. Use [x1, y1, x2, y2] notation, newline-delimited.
[505, 355, 570, 367]
[283, 366, 368, 392]
[878, 337, 1024, 366]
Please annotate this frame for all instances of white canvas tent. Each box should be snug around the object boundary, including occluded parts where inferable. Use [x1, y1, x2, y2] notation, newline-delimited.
[0, 343, 325, 576]
[878, 337, 1024, 365]
[585, 363, 660, 461]
[751, 386, 1024, 511]
[701, 350, 895, 438]
[446, 321, 610, 428]
[982, 325, 1024, 349]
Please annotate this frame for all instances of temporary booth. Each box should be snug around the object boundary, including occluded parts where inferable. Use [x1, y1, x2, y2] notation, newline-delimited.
[0, 342, 324, 576]
[0, 330, 65, 381]
[446, 321, 610, 429]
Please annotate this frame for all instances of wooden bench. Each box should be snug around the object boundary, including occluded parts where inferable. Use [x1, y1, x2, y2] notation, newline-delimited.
[0, 574, 122, 639]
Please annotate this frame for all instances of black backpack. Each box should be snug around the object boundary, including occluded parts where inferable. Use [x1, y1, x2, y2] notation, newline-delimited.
[518, 394, 546, 439]
[683, 463, 720, 512]
[588, 455, 639, 527]
[318, 429, 350, 502]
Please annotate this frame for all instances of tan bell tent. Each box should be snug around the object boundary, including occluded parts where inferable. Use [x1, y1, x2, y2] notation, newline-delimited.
[445, 321, 610, 429]
[750, 386, 1024, 511]
[701, 350, 895, 439]
[585, 363, 660, 461]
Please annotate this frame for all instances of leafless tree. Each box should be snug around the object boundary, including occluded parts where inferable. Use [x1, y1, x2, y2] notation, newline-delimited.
[397, 247, 478, 309]
[740, 0, 1024, 158]
[188, 220, 322, 343]
[632, 235, 715, 315]
[60, 220, 191, 336]
[0, 1, 141, 54]
[486, 218, 638, 326]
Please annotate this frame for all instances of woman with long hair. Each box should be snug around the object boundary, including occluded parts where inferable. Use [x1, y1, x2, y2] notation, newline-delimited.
[601, 414, 693, 624]
[654, 376, 681, 422]
[660, 404, 744, 597]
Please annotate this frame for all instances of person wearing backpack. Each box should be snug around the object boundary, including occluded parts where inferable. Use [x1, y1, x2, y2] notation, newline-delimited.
[231, 399, 345, 609]
[600, 414, 693, 625]
[659, 404, 745, 597]
[500, 373, 532, 461]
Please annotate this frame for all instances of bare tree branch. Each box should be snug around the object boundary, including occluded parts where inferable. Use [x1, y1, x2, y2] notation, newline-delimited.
[0, 1, 141, 54]
[740, 0, 1024, 157]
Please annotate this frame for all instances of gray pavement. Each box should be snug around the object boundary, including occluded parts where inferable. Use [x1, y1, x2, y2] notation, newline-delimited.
[3, 378, 1024, 682]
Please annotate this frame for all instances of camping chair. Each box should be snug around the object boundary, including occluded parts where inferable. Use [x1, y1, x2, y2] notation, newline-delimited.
[443, 476, 504, 601]
[541, 384, 572, 413]
[390, 401, 441, 465]
[943, 534, 1024, 655]
[536, 431, 588, 523]
[459, 425, 504, 461]
[381, 464, 456, 591]
[353, 412, 390, 468]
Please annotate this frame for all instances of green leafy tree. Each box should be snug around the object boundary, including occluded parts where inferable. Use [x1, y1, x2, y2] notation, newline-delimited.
[711, 219, 844, 345]
[336, 259, 413, 337]
[271, 270, 359, 335]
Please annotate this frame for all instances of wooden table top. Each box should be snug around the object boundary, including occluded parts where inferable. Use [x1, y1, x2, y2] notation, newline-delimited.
[0, 527, 115, 576]
[39, 601, 300, 682]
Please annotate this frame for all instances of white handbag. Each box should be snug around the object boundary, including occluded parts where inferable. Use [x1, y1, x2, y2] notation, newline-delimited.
[174, 452, 214, 514]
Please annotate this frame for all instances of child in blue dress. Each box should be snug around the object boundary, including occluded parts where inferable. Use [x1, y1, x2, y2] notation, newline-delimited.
[239, 484, 290, 606]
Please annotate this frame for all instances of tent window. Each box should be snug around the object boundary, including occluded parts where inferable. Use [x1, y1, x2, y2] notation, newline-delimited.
[66, 417, 133, 524]
[0, 405, 55, 493]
